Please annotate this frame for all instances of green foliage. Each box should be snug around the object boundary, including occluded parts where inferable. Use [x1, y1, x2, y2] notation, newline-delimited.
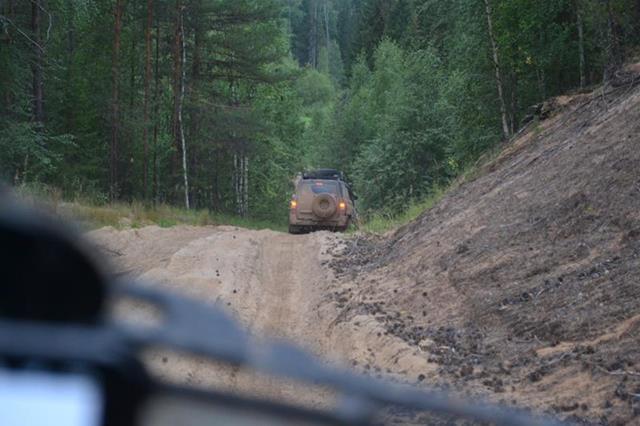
[326, 40, 451, 213]
[295, 68, 335, 106]
[61, 201, 286, 231]
[0, 119, 73, 182]
[359, 185, 446, 234]
[1, 0, 639, 229]
[249, 74, 306, 221]
[16, 183, 286, 231]
[288, 0, 640, 219]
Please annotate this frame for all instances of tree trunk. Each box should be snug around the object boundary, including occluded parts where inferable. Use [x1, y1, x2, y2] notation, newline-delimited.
[602, 0, 622, 83]
[152, 14, 160, 205]
[123, 25, 136, 199]
[233, 153, 240, 215]
[142, 0, 153, 200]
[229, 80, 243, 216]
[128, 35, 135, 110]
[31, 0, 44, 125]
[232, 151, 249, 217]
[178, 4, 189, 209]
[324, 0, 330, 50]
[308, 0, 318, 67]
[536, 67, 547, 102]
[636, 0, 640, 40]
[2, 0, 14, 44]
[510, 73, 518, 135]
[192, 0, 202, 80]
[171, 0, 182, 188]
[64, 0, 75, 132]
[110, 0, 124, 200]
[213, 148, 221, 211]
[239, 155, 244, 216]
[237, 153, 244, 217]
[576, 0, 586, 89]
[189, 0, 203, 207]
[483, 0, 510, 141]
[3, 0, 15, 115]
[243, 154, 249, 217]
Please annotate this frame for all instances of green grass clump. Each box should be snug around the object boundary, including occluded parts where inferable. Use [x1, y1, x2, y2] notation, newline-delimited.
[358, 186, 446, 234]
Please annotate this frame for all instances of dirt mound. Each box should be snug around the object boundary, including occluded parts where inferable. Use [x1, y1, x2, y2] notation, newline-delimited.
[330, 70, 640, 423]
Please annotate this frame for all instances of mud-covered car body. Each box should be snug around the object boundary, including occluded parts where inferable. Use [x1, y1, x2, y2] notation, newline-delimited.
[289, 169, 356, 234]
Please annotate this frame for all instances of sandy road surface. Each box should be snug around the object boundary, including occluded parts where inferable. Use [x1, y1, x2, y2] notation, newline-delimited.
[90, 225, 432, 408]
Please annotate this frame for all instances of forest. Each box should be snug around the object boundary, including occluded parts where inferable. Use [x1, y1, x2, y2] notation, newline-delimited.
[1, 0, 639, 223]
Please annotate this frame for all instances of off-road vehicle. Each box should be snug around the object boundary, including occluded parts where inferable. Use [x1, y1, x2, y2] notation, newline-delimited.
[289, 169, 356, 234]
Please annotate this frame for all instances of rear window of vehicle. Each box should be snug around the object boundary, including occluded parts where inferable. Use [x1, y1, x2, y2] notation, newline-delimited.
[300, 181, 339, 195]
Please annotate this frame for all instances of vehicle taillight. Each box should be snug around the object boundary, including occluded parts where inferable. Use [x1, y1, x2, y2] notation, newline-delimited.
[339, 200, 346, 211]
[290, 200, 298, 209]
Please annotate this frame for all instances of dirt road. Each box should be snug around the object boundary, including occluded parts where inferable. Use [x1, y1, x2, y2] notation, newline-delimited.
[90, 225, 432, 408]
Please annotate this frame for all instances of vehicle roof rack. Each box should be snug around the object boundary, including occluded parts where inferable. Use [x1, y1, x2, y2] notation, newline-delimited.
[302, 169, 343, 181]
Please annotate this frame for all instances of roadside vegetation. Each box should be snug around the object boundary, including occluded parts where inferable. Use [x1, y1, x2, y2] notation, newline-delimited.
[358, 187, 446, 234]
[16, 184, 286, 231]
[2, 1, 639, 231]
[62, 202, 287, 231]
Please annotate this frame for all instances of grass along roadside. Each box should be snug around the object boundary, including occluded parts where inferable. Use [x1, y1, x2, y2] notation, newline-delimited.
[59, 202, 287, 231]
[356, 137, 517, 235]
[356, 154, 497, 235]
[358, 186, 446, 234]
[13, 156, 484, 236]
[12, 185, 286, 231]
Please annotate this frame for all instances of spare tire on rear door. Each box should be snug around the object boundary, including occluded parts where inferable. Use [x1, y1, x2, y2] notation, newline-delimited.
[312, 194, 337, 218]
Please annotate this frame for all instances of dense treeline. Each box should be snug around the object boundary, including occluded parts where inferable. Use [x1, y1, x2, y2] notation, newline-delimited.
[1, 0, 302, 220]
[293, 0, 639, 213]
[1, 0, 638, 221]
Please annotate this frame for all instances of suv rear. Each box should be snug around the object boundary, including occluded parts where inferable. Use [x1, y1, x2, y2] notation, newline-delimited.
[288, 169, 356, 234]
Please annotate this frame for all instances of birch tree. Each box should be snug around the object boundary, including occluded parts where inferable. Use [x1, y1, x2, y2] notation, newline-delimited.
[483, 0, 510, 141]
[178, 2, 189, 209]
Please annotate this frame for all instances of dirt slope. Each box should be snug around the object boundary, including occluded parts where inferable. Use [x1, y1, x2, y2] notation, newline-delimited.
[331, 69, 640, 424]
[89, 225, 433, 414]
